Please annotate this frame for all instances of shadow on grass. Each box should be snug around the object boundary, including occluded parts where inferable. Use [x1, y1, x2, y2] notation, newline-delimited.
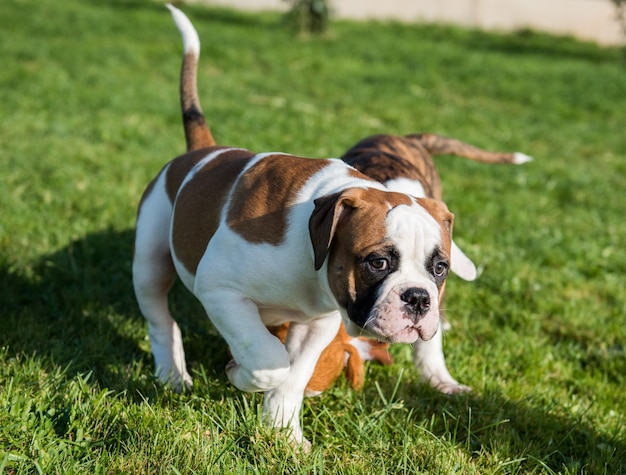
[349, 372, 626, 473]
[2, 228, 624, 471]
[0, 228, 228, 395]
[434, 390, 622, 472]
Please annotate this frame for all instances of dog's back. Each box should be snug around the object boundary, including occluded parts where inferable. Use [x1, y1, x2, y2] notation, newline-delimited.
[342, 134, 443, 199]
[342, 133, 532, 202]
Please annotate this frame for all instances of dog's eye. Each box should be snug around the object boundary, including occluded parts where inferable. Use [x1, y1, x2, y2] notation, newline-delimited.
[367, 258, 389, 272]
[433, 260, 449, 277]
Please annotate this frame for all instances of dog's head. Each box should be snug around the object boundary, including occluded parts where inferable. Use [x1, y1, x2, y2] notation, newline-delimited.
[309, 187, 453, 344]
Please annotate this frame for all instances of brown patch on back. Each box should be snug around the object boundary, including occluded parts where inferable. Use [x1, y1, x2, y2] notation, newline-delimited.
[342, 134, 442, 200]
[226, 155, 330, 245]
[171, 148, 255, 274]
[136, 147, 223, 221]
[165, 146, 228, 204]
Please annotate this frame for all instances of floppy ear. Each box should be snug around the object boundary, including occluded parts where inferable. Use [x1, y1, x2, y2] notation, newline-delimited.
[309, 188, 364, 271]
[450, 240, 477, 281]
[417, 197, 477, 281]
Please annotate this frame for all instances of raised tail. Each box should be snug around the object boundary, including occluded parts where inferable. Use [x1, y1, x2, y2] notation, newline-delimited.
[166, 4, 216, 151]
[407, 133, 532, 165]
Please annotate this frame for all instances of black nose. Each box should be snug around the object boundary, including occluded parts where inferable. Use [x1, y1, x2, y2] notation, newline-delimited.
[401, 287, 431, 316]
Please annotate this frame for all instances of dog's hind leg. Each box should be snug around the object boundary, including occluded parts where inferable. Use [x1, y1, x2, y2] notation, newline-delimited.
[133, 172, 192, 390]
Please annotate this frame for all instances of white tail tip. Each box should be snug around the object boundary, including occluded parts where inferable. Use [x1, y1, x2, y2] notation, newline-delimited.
[513, 152, 533, 165]
[166, 3, 200, 55]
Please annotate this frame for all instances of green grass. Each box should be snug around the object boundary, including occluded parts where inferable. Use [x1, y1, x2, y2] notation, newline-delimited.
[1, 0, 625, 472]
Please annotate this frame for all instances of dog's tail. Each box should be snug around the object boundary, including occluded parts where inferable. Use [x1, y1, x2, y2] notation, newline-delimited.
[406, 133, 532, 165]
[166, 4, 216, 151]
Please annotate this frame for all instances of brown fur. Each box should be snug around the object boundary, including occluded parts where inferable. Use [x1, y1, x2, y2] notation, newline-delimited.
[342, 134, 442, 199]
[408, 133, 521, 164]
[309, 187, 412, 271]
[170, 148, 254, 274]
[180, 51, 215, 151]
[226, 155, 329, 245]
[342, 133, 526, 202]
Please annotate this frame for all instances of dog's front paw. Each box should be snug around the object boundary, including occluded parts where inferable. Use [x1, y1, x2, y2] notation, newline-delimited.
[225, 359, 290, 392]
[156, 368, 193, 393]
[170, 375, 194, 393]
[288, 433, 312, 454]
[433, 380, 472, 395]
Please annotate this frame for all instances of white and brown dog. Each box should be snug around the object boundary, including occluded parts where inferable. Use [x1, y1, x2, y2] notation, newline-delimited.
[341, 134, 531, 393]
[132, 5, 522, 448]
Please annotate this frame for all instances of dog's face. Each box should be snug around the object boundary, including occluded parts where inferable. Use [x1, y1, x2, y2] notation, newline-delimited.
[310, 187, 453, 344]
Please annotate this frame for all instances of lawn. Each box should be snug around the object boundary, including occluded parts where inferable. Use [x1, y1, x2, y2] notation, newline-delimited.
[1, 0, 626, 473]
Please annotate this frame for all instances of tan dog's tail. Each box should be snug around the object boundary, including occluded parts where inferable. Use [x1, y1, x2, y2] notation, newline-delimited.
[406, 133, 532, 165]
[167, 4, 216, 151]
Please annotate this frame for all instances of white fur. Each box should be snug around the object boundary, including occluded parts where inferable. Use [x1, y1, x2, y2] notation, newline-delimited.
[383, 177, 476, 282]
[384, 177, 426, 197]
[349, 337, 374, 360]
[376, 176, 473, 392]
[366, 203, 442, 341]
[413, 320, 471, 394]
[166, 4, 200, 55]
[133, 166, 193, 389]
[450, 241, 477, 281]
[513, 152, 533, 164]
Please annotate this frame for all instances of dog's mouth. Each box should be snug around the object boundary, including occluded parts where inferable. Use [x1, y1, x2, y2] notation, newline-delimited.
[393, 322, 438, 343]
[341, 282, 441, 343]
[370, 322, 435, 344]
[345, 319, 437, 344]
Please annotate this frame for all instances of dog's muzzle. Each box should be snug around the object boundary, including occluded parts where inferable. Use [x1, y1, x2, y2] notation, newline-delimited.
[349, 284, 440, 344]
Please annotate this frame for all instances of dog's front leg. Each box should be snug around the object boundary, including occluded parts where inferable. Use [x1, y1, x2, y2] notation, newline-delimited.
[413, 319, 471, 394]
[263, 312, 341, 449]
[198, 289, 294, 392]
